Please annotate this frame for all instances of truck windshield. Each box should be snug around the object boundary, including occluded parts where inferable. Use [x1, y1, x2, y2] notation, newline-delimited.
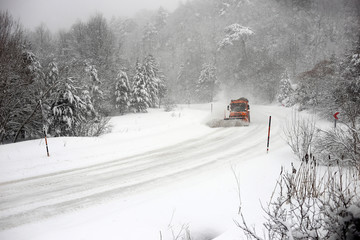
[231, 103, 247, 112]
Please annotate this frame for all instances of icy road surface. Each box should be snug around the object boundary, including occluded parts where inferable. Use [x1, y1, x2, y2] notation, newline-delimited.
[0, 104, 292, 239]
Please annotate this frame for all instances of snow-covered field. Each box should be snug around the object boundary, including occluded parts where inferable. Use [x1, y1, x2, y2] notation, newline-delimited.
[0, 103, 298, 240]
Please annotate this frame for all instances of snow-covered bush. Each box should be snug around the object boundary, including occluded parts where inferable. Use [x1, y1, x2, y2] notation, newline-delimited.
[236, 160, 360, 240]
[315, 126, 360, 167]
[77, 115, 111, 137]
[163, 97, 177, 112]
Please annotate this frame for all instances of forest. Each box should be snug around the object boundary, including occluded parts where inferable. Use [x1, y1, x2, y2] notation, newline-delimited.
[0, 0, 359, 143]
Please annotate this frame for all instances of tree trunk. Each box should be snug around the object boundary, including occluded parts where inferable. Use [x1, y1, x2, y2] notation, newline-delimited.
[13, 101, 41, 143]
[13, 82, 59, 143]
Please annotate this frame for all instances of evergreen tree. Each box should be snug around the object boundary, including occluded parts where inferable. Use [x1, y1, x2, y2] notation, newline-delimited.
[295, 60, 336, 110]
[114, 70, 132, 114]
[47, 62, 59, 85]
[80, 89, 96, 119]
[196, 63, 218, 102]
[85, 64, 103, 112]
[49, 77, 88, 136]
[143, 54, 161, 107]
[277, 71, 294, 106]
[45, 60, 104, 137]
[40, 61, 60, 133]
[131, 61, 150, 112]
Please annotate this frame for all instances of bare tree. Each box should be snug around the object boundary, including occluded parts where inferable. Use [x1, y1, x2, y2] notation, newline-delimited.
[0, 11, 42, 143]
[283, 110, 317, 160]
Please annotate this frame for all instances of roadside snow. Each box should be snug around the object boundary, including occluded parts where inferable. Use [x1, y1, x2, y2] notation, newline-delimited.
[0, 107, 210, 183]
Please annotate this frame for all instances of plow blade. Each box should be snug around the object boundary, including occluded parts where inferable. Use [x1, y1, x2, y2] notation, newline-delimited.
[207, 119, 249, 128]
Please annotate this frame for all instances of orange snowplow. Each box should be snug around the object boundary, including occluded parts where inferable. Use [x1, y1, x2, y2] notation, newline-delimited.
[224, 98, 250, 124]
[206, 98, 250, 128]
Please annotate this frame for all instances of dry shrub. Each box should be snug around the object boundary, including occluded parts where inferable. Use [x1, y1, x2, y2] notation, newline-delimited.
[283, 110, 317, 161]
[236, 160, 360, 240]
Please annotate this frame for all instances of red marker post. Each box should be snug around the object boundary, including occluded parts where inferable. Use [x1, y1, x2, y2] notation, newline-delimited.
[40, 100, 50, 157]
[267, 116, 272, 153]
[43, 127, 50, 157]
[333, 112, 339, 128]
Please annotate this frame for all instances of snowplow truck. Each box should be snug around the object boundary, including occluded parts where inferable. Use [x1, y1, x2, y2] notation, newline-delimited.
[224, 98, 250, 124]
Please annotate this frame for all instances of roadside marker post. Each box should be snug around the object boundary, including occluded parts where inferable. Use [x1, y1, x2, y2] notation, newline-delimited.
[333, 112, 339, 128]
[39, 100, 50, 157]
[267, 116, 272, 154]
[44, 128, 50, 157]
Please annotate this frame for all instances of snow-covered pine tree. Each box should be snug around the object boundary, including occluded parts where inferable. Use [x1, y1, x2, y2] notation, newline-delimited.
[85, 64, 103, 112]
[49, 77, 88, 136]
[22, 51, 44, 84]
[39, 61, 60, 134]
[47, 62, 59, 85]
[143, 54, 161, 107]
[114, 70, 132, 114]
[196, 63, 218, 102]
[80, 89, 96, 119]
[131, 60, 150, 112]
[277, 71, 294, 107]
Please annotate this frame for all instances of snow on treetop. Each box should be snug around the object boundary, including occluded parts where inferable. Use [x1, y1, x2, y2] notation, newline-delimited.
[218, 23, 254, 49]
[224, 23, 254, 38]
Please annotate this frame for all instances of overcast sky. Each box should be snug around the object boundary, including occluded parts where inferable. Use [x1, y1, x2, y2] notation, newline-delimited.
[1, 0, 181, 31]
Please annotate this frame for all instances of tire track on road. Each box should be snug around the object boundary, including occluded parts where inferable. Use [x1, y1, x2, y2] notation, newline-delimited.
[0, 115, 273, 230]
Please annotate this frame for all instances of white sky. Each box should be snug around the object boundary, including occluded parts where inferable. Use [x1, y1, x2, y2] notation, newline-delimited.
[0, 0, 181, 31]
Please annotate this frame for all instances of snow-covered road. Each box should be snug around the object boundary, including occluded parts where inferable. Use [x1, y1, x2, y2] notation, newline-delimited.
[0, 103, 293, 239]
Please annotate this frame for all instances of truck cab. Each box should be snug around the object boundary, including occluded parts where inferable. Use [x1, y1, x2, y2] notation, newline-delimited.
[226, 98, 250, 122]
